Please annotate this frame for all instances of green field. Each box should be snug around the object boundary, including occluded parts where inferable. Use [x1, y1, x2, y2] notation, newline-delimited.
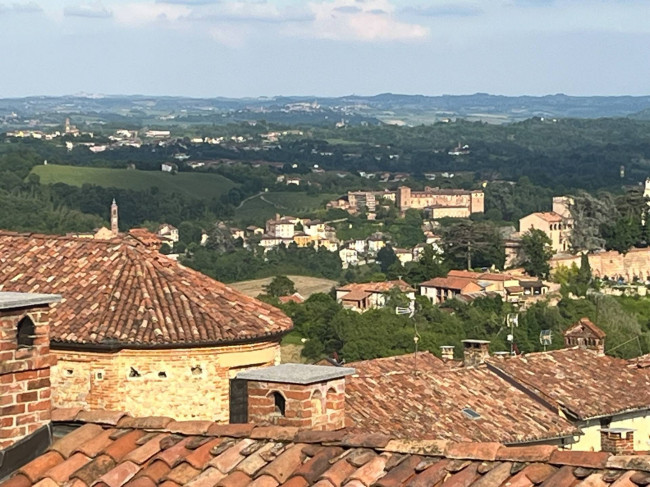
[32, 165, 237, 200]
[234, 192, 337, 224]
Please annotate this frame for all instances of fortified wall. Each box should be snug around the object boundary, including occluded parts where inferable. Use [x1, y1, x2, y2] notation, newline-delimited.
[551, 247, 650, 281]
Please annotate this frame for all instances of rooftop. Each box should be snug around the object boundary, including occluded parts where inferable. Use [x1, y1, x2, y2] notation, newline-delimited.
[526, 211, 564, 223]
[337, 280, 415, 294]
[0, 232, 292, 348]
[0, 292, 61, 311]
[236, 364, 356, 385]
[3, 409, 649, 487]
[487, 348, 650, 420]
[345, 352, 578, 444]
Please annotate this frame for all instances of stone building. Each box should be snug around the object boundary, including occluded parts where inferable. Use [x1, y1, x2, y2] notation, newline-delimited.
[519, 211, 572, 253]
[0, 232, 293, 422]
[396, 186, 484, 215]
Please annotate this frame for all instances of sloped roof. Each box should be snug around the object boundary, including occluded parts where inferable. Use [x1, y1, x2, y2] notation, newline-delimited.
[4, 410, 646, 487]
[487, 348, 650, 420]
[564, 317, 607, 339]
[337, 280, 415, 294]
[526, 211, 564, 223]
[345, 353, 578, 444]
[0, 232, 292, 348]
[419, 277, 482, 292]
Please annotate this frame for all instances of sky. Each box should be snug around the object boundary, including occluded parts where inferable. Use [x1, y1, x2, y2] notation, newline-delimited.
[1, 0, 649, 98]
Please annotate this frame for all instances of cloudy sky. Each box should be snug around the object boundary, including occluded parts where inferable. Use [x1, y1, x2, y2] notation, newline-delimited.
[1, 0, 649, 97]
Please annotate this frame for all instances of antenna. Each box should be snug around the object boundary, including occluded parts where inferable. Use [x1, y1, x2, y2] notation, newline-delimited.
[540, 330, 552, 352]
[506, 313, 519, 356]
[396, 301, 419, 374]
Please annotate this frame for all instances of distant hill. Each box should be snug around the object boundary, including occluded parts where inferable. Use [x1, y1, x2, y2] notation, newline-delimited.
[3, 93, 650, 126]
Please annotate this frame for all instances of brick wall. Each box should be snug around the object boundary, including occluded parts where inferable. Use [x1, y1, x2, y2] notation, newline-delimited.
[51, 341, 280, 421]
[600, 430, 635, 455]
[0, 307, 54, 449]
[247, 378, 346, 431]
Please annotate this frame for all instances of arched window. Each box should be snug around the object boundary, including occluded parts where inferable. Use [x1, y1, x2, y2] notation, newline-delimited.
[272, 391, 286, 416]
[17, 316, 35, 349]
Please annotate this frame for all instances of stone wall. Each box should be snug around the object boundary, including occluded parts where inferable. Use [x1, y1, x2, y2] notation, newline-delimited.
[0, 306, 53, 449]
[247, 378, 346, 430]
[551, 248, 650, 281]
[51, 340, 281, 421]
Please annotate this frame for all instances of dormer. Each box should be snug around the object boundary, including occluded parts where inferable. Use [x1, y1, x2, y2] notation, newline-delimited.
[0, 292, 60, 478]
[232, 364, 355, 431]
[563, 317, 606, 355]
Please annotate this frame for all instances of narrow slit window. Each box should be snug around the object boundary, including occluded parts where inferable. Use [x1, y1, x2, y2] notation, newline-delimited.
[17, 316, 36, 348]
[272, 392, 286, 416]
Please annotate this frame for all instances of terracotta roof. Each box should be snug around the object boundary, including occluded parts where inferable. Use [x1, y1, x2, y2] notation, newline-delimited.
[477, 272, 517, 282]
[345, 353, 579, 444]
[505, 285, 524, 293]
[4, 410, 650, 487]
[564, 317, 607, 339]
[128, 228, 162, 247]
[0, 232, 292, 347]
[337, 280, 415, 294]
[339, 290, 371, 302]
[529, 211, 564, 223]
[419, 277, 482, 292]
[447, 270, 482, 279]
[487, 348, 650, 420]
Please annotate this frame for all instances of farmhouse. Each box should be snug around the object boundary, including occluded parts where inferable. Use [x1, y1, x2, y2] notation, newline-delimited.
[0, 232, 293, 422]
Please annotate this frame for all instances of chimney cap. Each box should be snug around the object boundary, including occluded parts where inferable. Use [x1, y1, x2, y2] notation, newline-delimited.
[601, 427, 636, 434]
[440, 346, 455, 350]
[462, 339, 490, 345]
[236, 363, 356, 385]
[0, 292, 61, 310]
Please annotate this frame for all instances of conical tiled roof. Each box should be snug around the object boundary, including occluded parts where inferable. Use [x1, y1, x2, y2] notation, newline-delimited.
[0, 232, 292, 347]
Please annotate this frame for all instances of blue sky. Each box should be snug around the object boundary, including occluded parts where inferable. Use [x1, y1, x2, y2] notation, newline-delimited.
[1, 0, 649, 97]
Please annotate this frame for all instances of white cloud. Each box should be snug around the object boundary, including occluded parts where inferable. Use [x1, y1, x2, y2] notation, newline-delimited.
[112, 2, 191, 25]
[65, 2, 113, 18]
[304, 0, 429, 41]
[0, 2, 42, 14]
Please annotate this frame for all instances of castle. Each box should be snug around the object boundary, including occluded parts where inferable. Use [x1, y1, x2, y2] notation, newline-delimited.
[396, 185, 484, 217]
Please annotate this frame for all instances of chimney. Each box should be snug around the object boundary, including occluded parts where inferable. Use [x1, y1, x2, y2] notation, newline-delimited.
[600, 428, 635, 454]
[111, 198, 119, 237]
[232, 364, 355, 431]
[0, 292, 61, 478]
[440, 346, 455, 361]
[462, 340, 490, 367]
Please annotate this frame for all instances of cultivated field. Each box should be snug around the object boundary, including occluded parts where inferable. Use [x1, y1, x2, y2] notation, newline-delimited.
[32, 165, 237, 200]
[229, 275, 337, 298]
[234, 192, 337, 224]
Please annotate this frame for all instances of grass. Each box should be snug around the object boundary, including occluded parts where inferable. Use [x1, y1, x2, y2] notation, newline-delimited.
[229, 275, 337, 299]
[32, 164, 237, 201]
[234, 192, 337, 225]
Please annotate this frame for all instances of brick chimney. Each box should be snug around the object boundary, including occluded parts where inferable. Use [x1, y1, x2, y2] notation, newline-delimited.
[440, 346, 455, 361]
[232, 364, 355, 431]
[462, 340, 490, 367]
[0, 292, 61, 478]
[600, 428, 635, 454]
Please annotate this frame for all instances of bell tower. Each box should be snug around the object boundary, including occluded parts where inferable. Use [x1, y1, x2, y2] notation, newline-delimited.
[111, 198, 119, 236]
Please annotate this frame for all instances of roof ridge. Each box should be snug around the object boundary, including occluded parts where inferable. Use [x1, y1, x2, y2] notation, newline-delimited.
[50, 408, 650, 470]
[0, 229, 126, 245]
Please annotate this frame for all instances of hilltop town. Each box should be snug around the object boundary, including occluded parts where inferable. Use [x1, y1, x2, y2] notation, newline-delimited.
[4, 104, 650, 486]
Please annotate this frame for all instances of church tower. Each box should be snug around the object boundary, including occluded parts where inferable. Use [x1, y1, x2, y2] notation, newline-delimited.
[111, 199, 119, 236]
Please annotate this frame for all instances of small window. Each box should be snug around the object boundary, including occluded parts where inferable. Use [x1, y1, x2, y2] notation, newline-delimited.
[462, 407, 481, 420]
[94, 370, 104, 381]
[191, 365, 203, 376]
[17, 316, 36, 349]
[272, 391, 286, 416]
[129, 367, 141, 378]
[158, 371, 167, 378]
